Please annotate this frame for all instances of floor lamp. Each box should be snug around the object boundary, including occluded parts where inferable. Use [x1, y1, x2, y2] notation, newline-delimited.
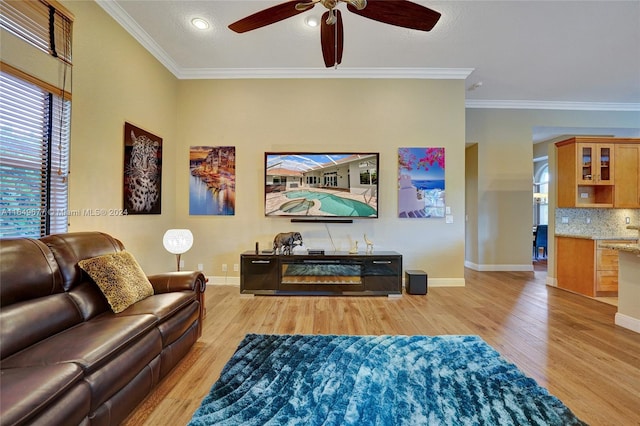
[163, 229, 193, 271]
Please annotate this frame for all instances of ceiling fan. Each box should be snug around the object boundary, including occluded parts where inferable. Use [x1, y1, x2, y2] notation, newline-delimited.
[228, 0, 441, 68]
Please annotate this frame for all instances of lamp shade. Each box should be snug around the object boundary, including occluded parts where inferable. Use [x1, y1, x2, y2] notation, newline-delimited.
[163, 229, 193, 255]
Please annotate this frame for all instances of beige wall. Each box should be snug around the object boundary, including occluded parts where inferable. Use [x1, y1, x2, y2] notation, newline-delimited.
[176, 79, 467, 284]
[1, 30, 68, 93]
[63, 1, 179, 273]
[21, 1, 466, 281]
[616, 251, 640, 332]
[7, 0, 639, 282]
[465, 108, 640, 272]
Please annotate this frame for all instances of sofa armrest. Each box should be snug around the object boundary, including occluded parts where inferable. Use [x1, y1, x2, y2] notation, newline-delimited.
[148, 271, 207, 332]
[148, 271, 207, 294]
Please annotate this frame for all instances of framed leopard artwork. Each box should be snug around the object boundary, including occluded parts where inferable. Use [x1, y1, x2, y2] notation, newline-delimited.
[123, 122, 162, 214]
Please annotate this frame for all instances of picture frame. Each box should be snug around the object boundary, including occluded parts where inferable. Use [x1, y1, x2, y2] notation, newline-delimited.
[123, 122, 162, 215]
[398, 147, 445, 218]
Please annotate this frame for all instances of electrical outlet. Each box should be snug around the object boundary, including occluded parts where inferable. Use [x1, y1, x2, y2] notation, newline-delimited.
[586, 217, 591, 224]
[233, 263, 239, 272]
[197, 263, 203, 271]
[222, 263, 228, 272]
[561, 217, 569, 224]
[445, 215, 453, 224]
[626, 217, 631, 224]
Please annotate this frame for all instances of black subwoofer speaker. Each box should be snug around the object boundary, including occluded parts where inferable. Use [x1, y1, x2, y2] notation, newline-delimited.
[405, 270, 427, 295]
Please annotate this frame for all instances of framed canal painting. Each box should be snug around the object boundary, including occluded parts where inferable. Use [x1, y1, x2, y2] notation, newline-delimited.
[123, 122, 162, 215]
[189, 146, 236, 215]
[398, 147, 445, 218]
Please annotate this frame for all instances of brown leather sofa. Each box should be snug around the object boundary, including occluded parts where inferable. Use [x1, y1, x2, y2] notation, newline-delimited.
[0, 232, 206, 426]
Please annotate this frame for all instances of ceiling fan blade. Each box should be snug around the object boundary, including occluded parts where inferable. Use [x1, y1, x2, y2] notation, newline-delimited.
[321, 10, 344, 67]
[346, 0, 441, 31]
[229, 1, 315, 33]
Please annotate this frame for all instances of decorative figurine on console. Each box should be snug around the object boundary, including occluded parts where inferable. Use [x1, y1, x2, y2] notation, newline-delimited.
[349, 241, 359, 254]
[364, 234, 374, 253]
[273, 232, 303, 255]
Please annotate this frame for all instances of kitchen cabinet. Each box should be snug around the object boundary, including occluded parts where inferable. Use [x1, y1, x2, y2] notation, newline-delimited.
[614, 143, 640, 208]
[556, 236, 637, 297]
[596, 240, 629, 294]
[575, 143, 614, 185]
[556, 137, 639, 208]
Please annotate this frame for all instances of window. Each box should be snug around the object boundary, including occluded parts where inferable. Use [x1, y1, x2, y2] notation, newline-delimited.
[359, 169, 377, 185]
[0, 71, 70, 237]
[0, 0, 73, 63]
[0, 0, 73, 238]
[533, 164, 549, 226]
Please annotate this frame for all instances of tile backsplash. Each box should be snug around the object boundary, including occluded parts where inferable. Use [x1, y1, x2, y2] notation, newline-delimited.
[555, 208, 640, 237]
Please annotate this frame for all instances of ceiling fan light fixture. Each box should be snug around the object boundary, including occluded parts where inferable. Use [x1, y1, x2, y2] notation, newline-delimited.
[305, 16, 320, 27]
[191, 18, 210, 30]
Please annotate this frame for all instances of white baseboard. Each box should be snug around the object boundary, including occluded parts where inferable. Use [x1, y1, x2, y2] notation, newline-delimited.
[207, 276, 240, 286]
[464, 261, 534, 272]
[425, 277, 466, 287]
[615, 312, 640, 334]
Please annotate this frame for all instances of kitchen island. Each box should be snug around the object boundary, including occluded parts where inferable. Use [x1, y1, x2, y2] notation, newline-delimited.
[600, 239, 640, 333]
[555, 233, 638, 297]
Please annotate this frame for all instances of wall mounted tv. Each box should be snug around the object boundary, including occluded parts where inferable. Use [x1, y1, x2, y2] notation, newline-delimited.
[265, 152, 379, 219]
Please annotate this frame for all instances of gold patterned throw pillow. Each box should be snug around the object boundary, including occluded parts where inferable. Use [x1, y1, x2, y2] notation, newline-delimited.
[78, 251, 154, 313]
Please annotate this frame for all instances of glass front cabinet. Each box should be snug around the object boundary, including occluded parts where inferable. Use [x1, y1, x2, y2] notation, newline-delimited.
[577, 143, 615, 185]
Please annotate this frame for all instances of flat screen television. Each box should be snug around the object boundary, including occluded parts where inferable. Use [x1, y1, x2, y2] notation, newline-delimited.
[265, 152, 379, 218]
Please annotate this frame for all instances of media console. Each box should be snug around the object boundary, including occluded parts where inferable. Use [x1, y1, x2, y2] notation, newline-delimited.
[240, 251, 402, 296]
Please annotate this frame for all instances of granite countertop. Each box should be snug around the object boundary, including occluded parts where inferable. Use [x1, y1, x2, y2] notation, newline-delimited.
[555, 233, 639, 241]
[558, 224, 640, 253]
[599, 242, 640, 254]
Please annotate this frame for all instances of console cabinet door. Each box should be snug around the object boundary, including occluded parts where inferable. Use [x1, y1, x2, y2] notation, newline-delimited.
[363, 257, 402, 293]
[241, 256, 278, 291]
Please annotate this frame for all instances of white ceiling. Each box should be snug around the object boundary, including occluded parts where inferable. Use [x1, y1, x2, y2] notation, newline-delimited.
[98, 0, 640, 111]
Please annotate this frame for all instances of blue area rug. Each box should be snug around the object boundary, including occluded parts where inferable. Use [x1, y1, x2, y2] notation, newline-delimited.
[189, 334, 586, 425]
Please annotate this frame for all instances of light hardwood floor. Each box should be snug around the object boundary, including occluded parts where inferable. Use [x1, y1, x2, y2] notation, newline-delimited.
[124, 268, 640, 425]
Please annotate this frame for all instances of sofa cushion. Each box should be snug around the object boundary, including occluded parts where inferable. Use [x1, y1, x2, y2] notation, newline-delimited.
[83, 329, 162, 411]
[1, 314, 157, 373]
[0, 363, 87, 426]
[115, 292, 198, 346]
[78, 251, 154, 313]
[0, 294, 83, 359]
[0, 238, 64, 307]
[67, 281, 111, 322]
[115, 291, 195, 320]
[42, 232, 124, 291]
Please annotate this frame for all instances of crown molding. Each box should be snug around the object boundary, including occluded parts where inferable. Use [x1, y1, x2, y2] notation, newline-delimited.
[95, 0, 181, 77]
[465, 99, 640, 112]
[177, 67, 474, 80]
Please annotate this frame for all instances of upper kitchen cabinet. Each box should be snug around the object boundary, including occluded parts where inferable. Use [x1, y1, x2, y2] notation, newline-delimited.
[556, 137, 640, 208]
[576, 143, 614, 185]
[614, 143, 640, 208]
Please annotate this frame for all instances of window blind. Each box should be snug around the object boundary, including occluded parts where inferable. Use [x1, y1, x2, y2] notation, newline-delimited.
[0, 71, 70, 237]
[0, 0, 73, 63]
